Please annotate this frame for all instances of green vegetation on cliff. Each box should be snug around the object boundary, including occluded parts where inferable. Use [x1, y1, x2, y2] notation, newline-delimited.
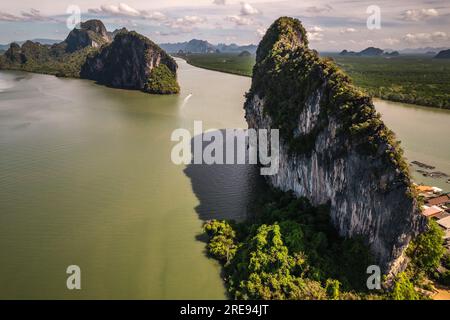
[0, 41, 95, 78]
[203, 190, 379, 300]
[81, 31, 179, 94]
[201, 16, 445, 301]
[145, 64, 180, 94]
[246, 17, 411, 185]
[64, 19, 110, 53]
[0, 21, 179, 95]
[203, 188, 445, 300]
[404, 220, 450, 289]
[0, 20, 111, 78]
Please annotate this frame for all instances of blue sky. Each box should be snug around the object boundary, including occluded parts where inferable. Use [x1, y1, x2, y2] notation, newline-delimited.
[1, 0, 450, 51]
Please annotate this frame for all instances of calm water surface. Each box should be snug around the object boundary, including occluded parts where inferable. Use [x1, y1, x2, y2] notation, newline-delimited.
[0, 60, 258, 299]
[0, 60, 449, 299]
[375, 99, 450, 191]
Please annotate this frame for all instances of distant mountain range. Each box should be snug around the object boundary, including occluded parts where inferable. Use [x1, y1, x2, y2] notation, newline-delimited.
[159, 39, 257, 54]
[0, 38, 61, 51]
[2, 38, 448, 57]
[338, 46, 450, 58]
[398, 47, 450, 54]
[340, 47, 399, 57]
[435, 49, 450, 59]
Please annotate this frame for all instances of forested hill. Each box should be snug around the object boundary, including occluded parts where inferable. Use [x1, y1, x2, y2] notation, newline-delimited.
[0, 20, 179, 95]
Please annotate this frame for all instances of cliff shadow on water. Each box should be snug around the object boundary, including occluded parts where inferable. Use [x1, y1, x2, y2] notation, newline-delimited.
[183, 131, 265, 222]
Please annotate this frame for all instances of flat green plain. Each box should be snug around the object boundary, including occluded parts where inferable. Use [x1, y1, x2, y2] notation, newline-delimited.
[181, 53, 450, 109]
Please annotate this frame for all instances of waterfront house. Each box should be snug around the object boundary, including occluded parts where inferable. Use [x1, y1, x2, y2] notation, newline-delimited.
[426, 194, 450, 207]
[422, 205, 445, 218]
[436, 216, 450, 243]
[416, 185, 443, 199]
[417, 185, 434, 194]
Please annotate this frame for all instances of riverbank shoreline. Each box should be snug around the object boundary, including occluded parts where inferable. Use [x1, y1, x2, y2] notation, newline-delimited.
[179, 54, 449, 111]
[174, 55, 251, 78]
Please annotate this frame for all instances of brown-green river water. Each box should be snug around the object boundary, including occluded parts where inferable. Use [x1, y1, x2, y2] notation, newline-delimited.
[0, 59, 448, 298]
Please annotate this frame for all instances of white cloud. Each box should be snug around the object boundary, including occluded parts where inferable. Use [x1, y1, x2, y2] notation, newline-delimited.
[89, 3, 166, 21]
[256, 27, 267, 37]
[340, 28, 356, 34]
[308, 26, 323, 32]
[226, 15, 252, 26]
[308, 32, 323, 42]
[165, 15, 207, 31]
[404, 31, 447, 43]
[21, 8, 49, 21]
[307, 26, 324, 42]
[0, 11, 23, 21]
[178, 16, 206, 25]
[305, 5, 333, 14]
[401, 8, 438, 21]
[240, 2, 259, 16]
[141, 11, 166, 21]
[213, 0, 226, 5]
[116, 3, 140, 16]
[0, 9, 50, 22]
[383, 38, 400, 45]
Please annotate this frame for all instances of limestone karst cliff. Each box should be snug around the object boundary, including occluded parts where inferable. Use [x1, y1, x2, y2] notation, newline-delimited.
[64, 19, 111, 53]
[0, 20, 179, 94]
[80, 31, 180, 94]
[0, 20, 111, 77]
[244, 17, 426, 277]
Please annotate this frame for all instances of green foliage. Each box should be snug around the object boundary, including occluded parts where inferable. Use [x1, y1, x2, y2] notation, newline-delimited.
[203, 187, 443, 300]
[203, 190, 383, 300]
[437, 270, 450, 286]
[145, 64, 180, 94]
[244, 17, 413, 200]
[1, 30, 180, 95]
[334, 55, 450, 109]
[181, 53, 254, 77]
[325, 279, 341, 300]
[204, 220, 236, 239]
[442, 252, 450, 270]
[256, 17, 308, 64]
[391, 272, 420, 300]
[407, 220, 445, 274]
[228, 224, 313, 300]
[249, 19, 384, 158]
[257, 192, 374, 290]
[0, 41, 95, 78]
[203, 220, 237, 264]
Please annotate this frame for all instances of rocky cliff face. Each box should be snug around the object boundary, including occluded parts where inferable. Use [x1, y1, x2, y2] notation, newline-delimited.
[0, 20, 110, 75]
[2, 40, 55, 67]
[0, 20, 178, 94]
[64, 20, 111, 53]
[4, 43, 24, 64]
[245, 17, 426, 277]
[80, 31, 179, 94]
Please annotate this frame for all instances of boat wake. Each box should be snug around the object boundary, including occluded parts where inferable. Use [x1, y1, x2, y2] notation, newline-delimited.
[181, 93, 193, 109]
